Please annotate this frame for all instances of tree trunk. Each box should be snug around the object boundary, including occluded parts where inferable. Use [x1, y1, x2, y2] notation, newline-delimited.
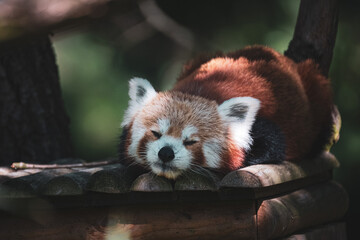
[0, 36, 73, 166]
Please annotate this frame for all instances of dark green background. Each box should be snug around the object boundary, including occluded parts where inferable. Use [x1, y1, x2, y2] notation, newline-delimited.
[53, 0, 359, 238]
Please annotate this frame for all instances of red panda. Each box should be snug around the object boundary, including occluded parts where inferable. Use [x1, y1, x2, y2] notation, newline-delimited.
[119, 45, 333, 179]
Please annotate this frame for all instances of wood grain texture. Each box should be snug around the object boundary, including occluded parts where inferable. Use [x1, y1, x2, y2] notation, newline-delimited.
[0, 180, 348, 239]
[221, 152, 338, 188]
[0, 201, 256, 240]
[0, 167, 42, 184]
[40, 161, 115, 195]
[0, 153, 339, 199]
[257, 181, 348, 239]
[0, 158, 84, 197]
[131, 173, 173, 192]
[0, 168, 74, 197]
[174, 170, 221, 191]
[41, 171, 91, 195]
[111, 201, 256, 240]
[86, 164, 139, 193]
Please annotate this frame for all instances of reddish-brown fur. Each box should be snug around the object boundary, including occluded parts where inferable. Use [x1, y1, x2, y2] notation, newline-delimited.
[173, 46, 333, 161]
[221, 142, 246, 171]
[132, 91, 228, 167]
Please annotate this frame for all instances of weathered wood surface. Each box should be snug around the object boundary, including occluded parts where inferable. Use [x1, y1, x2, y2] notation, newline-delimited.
[174, 169, 221, 191]
[280, 222, 347, 240]
[131, 172, 173, 192]
[86, 164, 135, 193]
[0, 167, 42, 183]
[0, 168, 76, 197]
[257, 181, 348, 239]
[0, 153, 348, 240]
[221, 152, 338, 188]
[0, 200, 255, 240]
[0, 158, 84, 197]
[0, 152, 339, 200]
[42, 171, 91, 196]
[0, 181, 348, 240]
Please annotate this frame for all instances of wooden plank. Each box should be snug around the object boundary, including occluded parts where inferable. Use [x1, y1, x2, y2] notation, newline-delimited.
[0, 152, 341, 202]
[220, 170, 332, 200]
[175, 170, 221, 191]
[221, 152, 338, 189]
[86, 164, 139, 193]
[0, 179, 348, 239]
[131, 173, 173, 192]
[0, 159, 85, 197]
[107, 201, 256, 240]
[41, 172, 91, 196]
[40, 164, 118, 196]
[0, 169, 74, 197]
[257, 181, 348, 239]
[0, 167, 42, 183]
[280, 222, 347, 240]
[0, 158, 85, 183]
[172, 170, 222, 201]
[0, 200, 257, 240]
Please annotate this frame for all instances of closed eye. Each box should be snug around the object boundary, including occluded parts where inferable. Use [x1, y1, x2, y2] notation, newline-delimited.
[151, 130, 162, 139]
[183, 140, 197, 146]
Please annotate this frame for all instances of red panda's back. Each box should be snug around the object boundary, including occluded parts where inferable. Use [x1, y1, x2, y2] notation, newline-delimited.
[173, 46, 333, 160]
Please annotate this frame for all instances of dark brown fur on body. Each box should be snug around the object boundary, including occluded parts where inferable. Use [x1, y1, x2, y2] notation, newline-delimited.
[174, 46, 333, 161]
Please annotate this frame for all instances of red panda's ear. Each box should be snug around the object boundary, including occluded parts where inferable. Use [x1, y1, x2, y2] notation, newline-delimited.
[128, 78, 157, 103]
[121, 78, 157, 127]
[218, 97, 261, 150]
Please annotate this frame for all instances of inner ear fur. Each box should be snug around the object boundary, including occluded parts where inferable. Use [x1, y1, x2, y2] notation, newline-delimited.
[121, 78, 157, 127]
[129, 77, 157, 103]
[218, 97, 260, 123]
[218, 97, 261, 150]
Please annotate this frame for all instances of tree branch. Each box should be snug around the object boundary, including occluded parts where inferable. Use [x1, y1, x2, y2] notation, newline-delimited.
[285, 0, 339, 76]
[0, 0, 135, 42]
[137, 0, 195, 51]
[11, 159, 118, 170]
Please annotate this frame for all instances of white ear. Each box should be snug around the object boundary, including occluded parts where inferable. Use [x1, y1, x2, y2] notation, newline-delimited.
[121, 78, 157, 127]
[218, 97, 260, 150]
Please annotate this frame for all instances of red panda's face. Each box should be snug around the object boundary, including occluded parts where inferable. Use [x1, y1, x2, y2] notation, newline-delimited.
[129, 92, 227, 179]
[122, 78, 260, 179]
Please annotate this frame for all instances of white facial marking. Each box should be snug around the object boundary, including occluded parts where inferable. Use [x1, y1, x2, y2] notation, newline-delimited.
[151, 164, 181, 179]
[122, 78, 157, 127]
[181, 125, 198, 140]
[146, 135, 192, 178]
[158, 119, 170, 134]
[218, 97, 260, 150]
[203, 138, 222, 168]
[128, 119, 147, 163]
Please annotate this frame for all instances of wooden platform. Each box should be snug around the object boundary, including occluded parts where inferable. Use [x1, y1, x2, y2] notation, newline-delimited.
[0, 152, 348, 239]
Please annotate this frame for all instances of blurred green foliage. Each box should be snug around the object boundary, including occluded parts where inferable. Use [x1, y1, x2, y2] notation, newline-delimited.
[53, 0, 359, 237]
[54, 0, 302, 161]
[55, 34, 130, 159]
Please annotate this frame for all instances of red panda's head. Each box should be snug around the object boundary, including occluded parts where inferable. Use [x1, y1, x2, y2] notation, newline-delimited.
[122, 78, 260, 179]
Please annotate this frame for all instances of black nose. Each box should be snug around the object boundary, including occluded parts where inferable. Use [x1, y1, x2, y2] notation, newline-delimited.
[158, 146, 175, 162]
